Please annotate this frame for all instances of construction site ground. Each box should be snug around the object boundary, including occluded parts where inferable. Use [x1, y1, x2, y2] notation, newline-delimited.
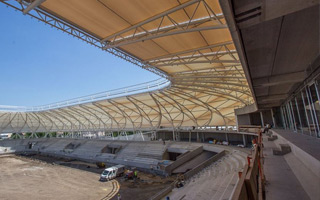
[0, 154, 173, 200]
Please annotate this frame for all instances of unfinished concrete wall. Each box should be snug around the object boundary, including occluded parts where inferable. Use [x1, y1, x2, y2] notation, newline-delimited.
[272, 107, 284, 128]
[227, 133, 245, 145]
[261, 110, 273, 125]
[237, 114, 251, 126]
[250, 112, 262, 126]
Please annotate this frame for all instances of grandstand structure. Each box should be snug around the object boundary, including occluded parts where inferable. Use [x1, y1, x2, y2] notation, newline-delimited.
[0, 0, 253, 138]
[1, 1, 319, 199]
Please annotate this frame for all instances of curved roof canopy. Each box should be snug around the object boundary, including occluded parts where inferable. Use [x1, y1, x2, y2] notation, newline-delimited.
[0, 0, 252, 134]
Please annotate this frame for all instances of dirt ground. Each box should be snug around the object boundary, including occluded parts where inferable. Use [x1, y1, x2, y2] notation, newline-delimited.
[0, 154, 173, 200]
[0, 155, 115, 200]
[111, 173, 174, 200]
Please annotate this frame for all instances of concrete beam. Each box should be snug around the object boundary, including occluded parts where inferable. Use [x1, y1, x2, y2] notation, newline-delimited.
[252, 71, 307, 88]
[235, 103, 258, 115]
[257, 94, 288, 103]
[234, 0, 319, 29]
[264, 0, 319, 22]
[259, 103, 282, 109]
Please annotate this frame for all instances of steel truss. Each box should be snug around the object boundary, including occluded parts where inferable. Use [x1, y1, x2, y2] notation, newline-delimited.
[145, 41, 238, 66]
[0, 0, 253, 140]
[101, 0, 226, 49]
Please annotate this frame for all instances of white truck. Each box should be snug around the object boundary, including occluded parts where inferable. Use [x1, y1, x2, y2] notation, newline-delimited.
[99, 164, 125, 181]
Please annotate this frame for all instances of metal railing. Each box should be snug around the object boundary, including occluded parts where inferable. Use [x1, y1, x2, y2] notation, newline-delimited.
[0, 78, 170, 112]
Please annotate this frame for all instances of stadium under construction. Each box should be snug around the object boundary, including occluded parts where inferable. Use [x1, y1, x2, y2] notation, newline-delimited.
[0, 0, 319, 200]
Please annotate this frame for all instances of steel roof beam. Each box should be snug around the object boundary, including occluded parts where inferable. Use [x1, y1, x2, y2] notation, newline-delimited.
[103, 24, 227, 49]
[155, 59, 240, 67]
[101, 0, 201, 42]
[101, 0, 226, 49]
[145, 41, 234, 61]
[101, 0, 223, 42]
[148, 50, 237, 65]
[172, 75, 246, 79]
[23, 0, 46, 14]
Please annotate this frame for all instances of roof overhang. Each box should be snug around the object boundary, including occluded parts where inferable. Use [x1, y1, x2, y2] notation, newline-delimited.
[220, 0, 320, 110]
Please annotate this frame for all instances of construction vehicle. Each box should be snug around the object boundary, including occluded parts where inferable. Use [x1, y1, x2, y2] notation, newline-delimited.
[124, 170, 134, 180]
[100, 165, 125, 181]
[96, 162, 106, 168]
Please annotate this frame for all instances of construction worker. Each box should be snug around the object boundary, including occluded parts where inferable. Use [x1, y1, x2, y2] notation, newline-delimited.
[134, 170, 138, 179]
[117, 193, 121, 200]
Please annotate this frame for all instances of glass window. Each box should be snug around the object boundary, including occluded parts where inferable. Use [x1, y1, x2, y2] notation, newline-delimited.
[307, 85, 320, 137]
[296, 93, 310, 135]
[291, 100, 300, 131]
[286, 103, 294, 130]
[302, 89, 316, 137]
[281, 106, 288, 129]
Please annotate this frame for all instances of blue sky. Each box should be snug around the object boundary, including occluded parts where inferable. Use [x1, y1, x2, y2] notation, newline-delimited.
[0, 4, 159, 107]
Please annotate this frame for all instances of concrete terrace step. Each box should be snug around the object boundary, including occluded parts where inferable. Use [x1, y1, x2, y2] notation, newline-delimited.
[137, 152, 162, 160]
[166, 150, 247, 200]
[213, 173, 238, 200]
[233, 152, 246, 169]
[72, 141, 107, 154]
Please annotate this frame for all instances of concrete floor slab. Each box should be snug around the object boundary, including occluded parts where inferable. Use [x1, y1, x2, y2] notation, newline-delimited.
[263, 135, 310, 200]
[272, 129, 320, 161]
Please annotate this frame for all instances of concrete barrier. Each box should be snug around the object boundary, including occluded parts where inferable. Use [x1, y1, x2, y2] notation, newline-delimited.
[183, 150, 226, 180]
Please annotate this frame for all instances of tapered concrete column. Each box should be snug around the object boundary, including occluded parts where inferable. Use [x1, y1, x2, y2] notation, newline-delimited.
[196, 132, 199, 142]
[271, 108, 276, 128]
[235, 114, 239, 132]
[172, 129, 175, 141]
[260, 112, 265, 127]
[242, 134, 247, 146]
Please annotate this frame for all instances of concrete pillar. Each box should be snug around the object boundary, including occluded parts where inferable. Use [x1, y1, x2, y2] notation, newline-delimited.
[271, 108, 276, 128]
[242, 134, 247, 147]
[189, 131, 191, 142]
[176, 131, 180, 141]
[260, 111, 265, 127]
[172, 129, 175, 141]
[196, 132, 199, 142]
[235, 114, 239, 132]
[225, 133, 229, 143]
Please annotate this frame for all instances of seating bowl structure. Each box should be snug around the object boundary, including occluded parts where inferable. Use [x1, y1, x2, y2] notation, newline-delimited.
[167, 150, 247, 200]
[0, 138, 249, 176]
